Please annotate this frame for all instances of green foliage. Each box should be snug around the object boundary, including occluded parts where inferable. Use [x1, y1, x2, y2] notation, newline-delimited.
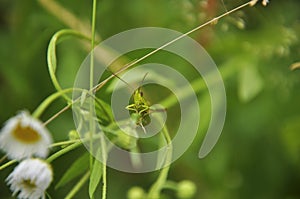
[47, 29, 90, 100]
[89, 150, 103, 198]
[0, 0, 300, 199]
[56, 152, 89, 189]
[281, 117, 300, 166]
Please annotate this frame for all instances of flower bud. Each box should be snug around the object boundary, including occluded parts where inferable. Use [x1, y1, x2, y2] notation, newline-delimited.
[68, 130, 80, 140]
[176, 180, 196, 199]
[127, 186, 145, 199]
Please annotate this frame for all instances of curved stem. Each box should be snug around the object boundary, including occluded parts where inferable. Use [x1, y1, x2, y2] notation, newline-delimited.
[50, 139, 80, 147]
[32, 88, 74, 118]
[32, 87, 89, 125]
[46, 141, 82, 163]
[147, 126, 172, 199]
[47, 29, 90, 102]
[34, 0, 252, 140]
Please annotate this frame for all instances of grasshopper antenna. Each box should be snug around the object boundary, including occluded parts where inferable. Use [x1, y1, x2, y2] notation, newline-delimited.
[220, 0, 228, 12]
[141, 72, 148, 84]
[137, 72, 149, 93]
[93, 59, 138, 92]
[107, 68, 135, 91]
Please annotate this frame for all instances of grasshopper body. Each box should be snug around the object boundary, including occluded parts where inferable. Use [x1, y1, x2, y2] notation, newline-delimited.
[126, 87, 151, 131]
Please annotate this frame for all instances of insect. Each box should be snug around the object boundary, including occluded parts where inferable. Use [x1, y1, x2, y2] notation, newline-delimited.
[110, 71, 166, 133]
[126, 85, 151, 133]
[125, 73, 152, 133]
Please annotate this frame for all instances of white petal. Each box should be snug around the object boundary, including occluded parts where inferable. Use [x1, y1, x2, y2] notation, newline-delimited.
[0, 111, 52, 160]
[6, 158, 53, 199]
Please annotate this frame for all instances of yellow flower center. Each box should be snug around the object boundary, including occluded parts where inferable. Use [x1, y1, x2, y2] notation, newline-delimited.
[13, 123, 41, 143]
[22, 179, 37, 190]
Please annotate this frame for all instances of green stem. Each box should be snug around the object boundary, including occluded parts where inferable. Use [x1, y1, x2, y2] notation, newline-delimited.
[32, 88, 74, 118]
[145, 64, 236, 198]
[46, 134, 105, 164]
[65, 171, 90, 199]
[50, 139, 81, 147]
[32, 87, 89, 126]
[147, 126, 172, 199]
[47, 29, 90, 102]
[100, 134, 107, 199]
[38, 0, 130, 72]
[0, 160, 17, 171]
[46, 141, 82, 163]
[162, 180, 178, 191]
[89, 0, 97, 180]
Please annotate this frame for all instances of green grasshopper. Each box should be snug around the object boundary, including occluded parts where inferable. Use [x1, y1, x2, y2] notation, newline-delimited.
[125, 73, 152, 133]
[111, 72, 164, 133]
[126, 85, 151, 133]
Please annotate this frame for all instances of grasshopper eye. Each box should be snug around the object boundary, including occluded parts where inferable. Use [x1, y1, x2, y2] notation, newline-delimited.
[140, 91, 143, 97]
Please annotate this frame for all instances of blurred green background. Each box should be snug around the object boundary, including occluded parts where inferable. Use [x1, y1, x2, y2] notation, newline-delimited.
[0, 0, 299, 198]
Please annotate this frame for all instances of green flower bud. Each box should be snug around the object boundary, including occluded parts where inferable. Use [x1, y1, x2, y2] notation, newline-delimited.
[68, 130, 80, 140]
[127, 186, 145, 199]
[176, 180, 196, 199]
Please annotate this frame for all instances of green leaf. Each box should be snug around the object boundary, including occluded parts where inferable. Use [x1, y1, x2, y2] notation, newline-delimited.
[238, 65, 263, 103]
[89, 150, 103, 198]
[95, 97, 113, 126]
[55, 153, 89, 189]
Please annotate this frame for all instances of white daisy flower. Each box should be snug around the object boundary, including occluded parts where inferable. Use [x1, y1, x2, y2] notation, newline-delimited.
[0, 111, 52, 160]
[6, 158, 53, 199]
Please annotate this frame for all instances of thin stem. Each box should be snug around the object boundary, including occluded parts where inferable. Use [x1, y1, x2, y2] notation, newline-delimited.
[38, 0, 130, 72]
[33, 87, 88, 126]
[162, 181, 178, 191]
[0, 160, 17, 171]
[44, 104, 72, 126]
[220, 0, 228, 12]
[32, 88, 74, 118]
[46, 142, 82, 163]
[89, 0, 97, 178]
[147, 126, 172, 199]
[101, 135, 107, 199]
[36, 1, 255, 128]
[91, 0, 255, 92]
[65, 171, 90, 199]
[50, 139, 81, 147]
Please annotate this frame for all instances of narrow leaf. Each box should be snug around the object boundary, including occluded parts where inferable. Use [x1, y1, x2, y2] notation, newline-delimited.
[89, 149, 103, 198]
[56, 153, 89, 189]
